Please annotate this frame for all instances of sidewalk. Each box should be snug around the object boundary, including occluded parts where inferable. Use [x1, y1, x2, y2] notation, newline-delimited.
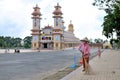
[61, 49, 120, 80]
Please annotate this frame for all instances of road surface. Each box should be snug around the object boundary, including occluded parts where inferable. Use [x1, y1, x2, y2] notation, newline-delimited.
[0, 48, 98, 80]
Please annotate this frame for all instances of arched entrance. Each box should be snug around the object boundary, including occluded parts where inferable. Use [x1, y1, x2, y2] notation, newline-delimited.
[43, 43, 47, 48]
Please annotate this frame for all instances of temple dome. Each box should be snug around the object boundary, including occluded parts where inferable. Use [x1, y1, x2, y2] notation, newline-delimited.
[53, 3, 62, 15]
[32, 5, 41, 16]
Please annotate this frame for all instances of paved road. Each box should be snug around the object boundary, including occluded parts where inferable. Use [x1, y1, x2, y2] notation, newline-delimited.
[0, 48, 98, 80]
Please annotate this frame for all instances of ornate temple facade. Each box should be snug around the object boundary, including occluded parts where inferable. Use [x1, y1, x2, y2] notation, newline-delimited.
[31, 3, 80, 50]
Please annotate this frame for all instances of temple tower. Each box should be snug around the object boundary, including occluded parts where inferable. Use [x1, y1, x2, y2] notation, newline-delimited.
[31, 4, 42, 49]
[52, 3, 64, 50]
[68, 20, 74, 33]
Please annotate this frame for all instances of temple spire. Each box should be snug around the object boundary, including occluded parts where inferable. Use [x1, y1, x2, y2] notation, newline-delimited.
[68, 20, 74, 33]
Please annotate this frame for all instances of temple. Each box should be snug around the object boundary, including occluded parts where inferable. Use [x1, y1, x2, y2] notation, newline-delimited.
[31, 3, 80, 50]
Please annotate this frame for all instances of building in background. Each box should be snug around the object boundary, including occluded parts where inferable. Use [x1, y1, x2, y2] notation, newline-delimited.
[31, 4, 41, 49]
[31, 3, 80, 50]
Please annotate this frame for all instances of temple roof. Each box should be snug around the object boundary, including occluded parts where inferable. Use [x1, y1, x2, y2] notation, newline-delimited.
[42, 25, 53, 30]
[63, 31, 80, 42]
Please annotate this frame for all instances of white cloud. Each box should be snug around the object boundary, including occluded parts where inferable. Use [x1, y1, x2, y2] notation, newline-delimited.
[0, 0, 107, 40]
[59, 0, 106, 40]
[0, 0, 33, 38]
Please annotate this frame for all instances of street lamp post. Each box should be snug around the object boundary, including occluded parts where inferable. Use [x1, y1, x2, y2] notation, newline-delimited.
[39, 32, 41, 52]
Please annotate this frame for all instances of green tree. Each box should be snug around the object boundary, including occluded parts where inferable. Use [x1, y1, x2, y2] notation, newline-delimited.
[94, 38, 104, 43]
[0, 36, 4, 48]
[103, 4, 120, 39]
[4, 36, 12, 48]
[23, 36, 32, 48]
[13, 38, 22, 47]
[102, 13, 114, 38]
[93, 0, 120, 11]
[0, 36, 22, 48]
[93, 0, 120, 39]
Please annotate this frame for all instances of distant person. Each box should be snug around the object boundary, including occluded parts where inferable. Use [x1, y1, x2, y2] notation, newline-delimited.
[78, 37, 90, 72]
[7, 49, 9, 53]
[97, 47, 101, 58]
[5, 49, 7, 53]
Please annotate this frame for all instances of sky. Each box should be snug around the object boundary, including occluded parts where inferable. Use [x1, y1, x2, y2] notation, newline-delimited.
[0, 0, 107, 40]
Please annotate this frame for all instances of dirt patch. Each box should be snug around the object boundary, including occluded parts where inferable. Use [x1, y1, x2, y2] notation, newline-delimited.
[42, 63, 81, 80]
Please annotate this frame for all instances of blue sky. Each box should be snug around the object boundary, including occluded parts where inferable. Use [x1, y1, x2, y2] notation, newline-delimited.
[0, 0, 107, 40]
